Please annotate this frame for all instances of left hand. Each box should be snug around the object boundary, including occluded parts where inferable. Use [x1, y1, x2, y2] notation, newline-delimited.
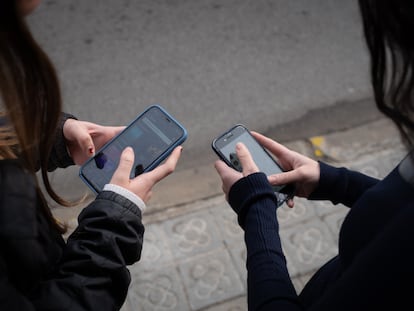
[214, 142, 260, 201]
[63, 119, 125, 165]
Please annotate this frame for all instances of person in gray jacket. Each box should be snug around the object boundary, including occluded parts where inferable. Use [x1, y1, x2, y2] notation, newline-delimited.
[0, 0, 183, 310]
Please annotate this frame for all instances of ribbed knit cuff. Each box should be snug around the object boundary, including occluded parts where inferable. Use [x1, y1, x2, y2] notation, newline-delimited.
[229, 172, 278, 229]
[308, 161, 341, 201]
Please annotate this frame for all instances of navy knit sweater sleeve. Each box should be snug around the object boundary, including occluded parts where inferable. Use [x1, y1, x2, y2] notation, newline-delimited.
[309, 162, 379, 207]
[229, 173, 299, 310]
[228, 162, 414, 310]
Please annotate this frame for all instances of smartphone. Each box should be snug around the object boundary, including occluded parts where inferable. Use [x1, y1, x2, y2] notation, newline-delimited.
[212, 124, 293, 205]
[79, 105, 187, 194]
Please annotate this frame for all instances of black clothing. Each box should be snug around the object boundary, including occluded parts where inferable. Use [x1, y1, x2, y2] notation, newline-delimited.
[47, 113, 77, 171]
[0, 115, 144, 310]
[229, 156, 414, 310]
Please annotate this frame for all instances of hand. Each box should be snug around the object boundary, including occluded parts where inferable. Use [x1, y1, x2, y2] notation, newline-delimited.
[214, 142, 260, 201]
[63, 119, 125, 165]
[110, 146, 183, 203]
[251, 131, 320, 207]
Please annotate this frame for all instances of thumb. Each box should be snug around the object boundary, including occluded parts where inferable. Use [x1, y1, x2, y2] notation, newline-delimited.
[110, 147, 135, 186]
[235, 142, 259, 176]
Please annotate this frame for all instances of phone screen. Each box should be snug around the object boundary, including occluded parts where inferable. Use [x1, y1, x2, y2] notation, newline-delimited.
[79, 105, 187, 193]
[212, 124, 291, 202]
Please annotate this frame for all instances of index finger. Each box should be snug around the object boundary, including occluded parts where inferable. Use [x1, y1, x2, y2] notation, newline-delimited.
[106, 126, 126, 136]
[251, 131, 290, 157]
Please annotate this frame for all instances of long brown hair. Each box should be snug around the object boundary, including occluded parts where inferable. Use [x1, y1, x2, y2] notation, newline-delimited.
[0, 1, 66, 232]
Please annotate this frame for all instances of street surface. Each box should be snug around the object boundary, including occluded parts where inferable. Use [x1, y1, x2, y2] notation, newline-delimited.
[29, 0, 371, 172]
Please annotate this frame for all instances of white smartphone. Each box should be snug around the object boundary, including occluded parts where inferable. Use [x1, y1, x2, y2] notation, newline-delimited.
[79, 105, 187, 194]
[212, 124, 294, 205]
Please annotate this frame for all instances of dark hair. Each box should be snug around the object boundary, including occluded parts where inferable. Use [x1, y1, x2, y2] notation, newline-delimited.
[359, 0, 414, 148]
[0, 2, 67, 232]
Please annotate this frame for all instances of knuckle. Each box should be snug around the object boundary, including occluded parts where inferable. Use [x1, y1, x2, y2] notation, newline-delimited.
[165, 166, 174, 176]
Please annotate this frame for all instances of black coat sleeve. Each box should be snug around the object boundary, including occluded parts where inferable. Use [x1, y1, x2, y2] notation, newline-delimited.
[0, 160, 145, 310]
[29, 191, 145, 310]
[47, 113, 77, 171]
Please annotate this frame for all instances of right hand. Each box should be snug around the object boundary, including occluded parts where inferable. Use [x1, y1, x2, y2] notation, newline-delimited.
[110, 146, 183, 203]
[251, 131, 320, 207]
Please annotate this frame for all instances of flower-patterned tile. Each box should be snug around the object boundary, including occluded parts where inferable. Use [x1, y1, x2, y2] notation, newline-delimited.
[163, 210, 224, 260]
[277, 198, 317, 228]
[209, 203, 244, 245]
[322, 208, 348, 243]
[179, 249, 244, 310]
[136, 223, 174, 271]
[201, 296, 247, 311]
[122, 265, 189, 311]
[227, 243, 247, 289]
[280, 218, 338, 275]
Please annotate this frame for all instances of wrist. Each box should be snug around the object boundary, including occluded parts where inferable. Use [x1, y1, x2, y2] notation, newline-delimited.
[229, 172, 278, 229]
[103, 184, 146, 212]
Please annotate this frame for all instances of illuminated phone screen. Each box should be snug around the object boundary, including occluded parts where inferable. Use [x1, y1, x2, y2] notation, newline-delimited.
[79, 105, 187, 193]
[213, 124, 286, 195]
[220, 131, 283, 176]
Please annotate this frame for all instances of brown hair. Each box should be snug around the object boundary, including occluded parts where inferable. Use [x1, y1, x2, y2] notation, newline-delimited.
[359, 0, 414, 148]
[0, 1, 67, 232]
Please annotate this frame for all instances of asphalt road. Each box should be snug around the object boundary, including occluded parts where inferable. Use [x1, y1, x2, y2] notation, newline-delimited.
[28, 0, 376, 198]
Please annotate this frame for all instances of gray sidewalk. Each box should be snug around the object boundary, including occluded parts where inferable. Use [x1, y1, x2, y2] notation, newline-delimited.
[52, 116, 406, 311]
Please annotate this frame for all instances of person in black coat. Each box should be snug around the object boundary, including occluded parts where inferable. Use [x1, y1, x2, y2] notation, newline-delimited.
[214, 0, 414, 310]
[0, 1, 183, 310]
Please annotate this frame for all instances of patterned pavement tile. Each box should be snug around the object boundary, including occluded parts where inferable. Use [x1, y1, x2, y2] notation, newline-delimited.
[163, 210, 224, 260]
[291, 276, 305, 294]
[292, 271, 317, 294]
[283, 249, 300, 278]
[227, 243, 247, 289]
[201, 296, 247, 311]
[179, 249, 245, 310]
[208, 204, 244, 245]
[122, 265, 189, 311]
[306, 199, 347, 218]
[347, 148, 406, 179]
[277, 198, 317, 228]
[280, 219, 338, 275]
[137, 223, 175, 271]
[322, 209, 348, 243]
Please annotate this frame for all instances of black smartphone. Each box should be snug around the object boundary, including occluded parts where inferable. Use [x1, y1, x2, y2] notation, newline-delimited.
[79, 105, 187, 194]
[212, 124, 294, 205]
